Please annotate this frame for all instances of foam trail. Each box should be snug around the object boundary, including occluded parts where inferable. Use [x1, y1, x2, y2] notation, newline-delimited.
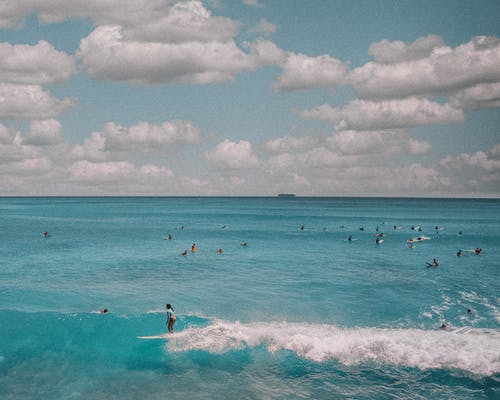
[167, 320, 500, 376]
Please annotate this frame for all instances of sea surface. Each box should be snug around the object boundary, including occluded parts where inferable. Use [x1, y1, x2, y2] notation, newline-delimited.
[0, 196, 499, 399]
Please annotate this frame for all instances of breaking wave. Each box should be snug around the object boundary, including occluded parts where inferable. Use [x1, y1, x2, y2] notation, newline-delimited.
[167, 320, 500, 376]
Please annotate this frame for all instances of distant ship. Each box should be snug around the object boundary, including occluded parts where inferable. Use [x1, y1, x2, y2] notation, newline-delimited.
[277, 193, 296, 197]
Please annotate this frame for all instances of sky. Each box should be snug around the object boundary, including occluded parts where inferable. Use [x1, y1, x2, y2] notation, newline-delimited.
[0, 0, 499, 197]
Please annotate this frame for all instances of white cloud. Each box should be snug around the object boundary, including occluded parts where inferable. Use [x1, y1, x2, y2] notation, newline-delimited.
[264, 135, 321, 153]
[242, 0, 263, 8]
[0, 123, 15, 144]
[248, 18, 277, 35]
[368, 35, 445, 64]
[273, 52, 349, 92]
[327, 129, 430, 156]
[0, 83, 76, 120]
[440, 148, 500, 173]
[0, 40, 76, 84]
[78, 25, 272, 84]
[205, 139, 260, 169]
[125, 0, 238, 43]
[68, 160, 136, 182]
[0, 0, 184, 28]
[22, 119, 62, 146]
[70, 132, 109, 162]
[450, 82, 500, 109]
[299, 97, 465, 130]
[351, 36, 500, 99]
[101, 120, 201, 152]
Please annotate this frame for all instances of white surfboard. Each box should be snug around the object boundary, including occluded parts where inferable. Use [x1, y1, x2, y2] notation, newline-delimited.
[137, 333, 170, 340]
[452, 326, 473, 335]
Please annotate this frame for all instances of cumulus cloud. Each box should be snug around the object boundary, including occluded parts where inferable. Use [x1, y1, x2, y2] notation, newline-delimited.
[68, 119, 201, 162]
[299, 97, 465, 130]
[368, 35, 444, 64]
[0, 83, 76, 120]
[450, 82, 500, 109]
[326, 129, 430, 156]
[264, 135, 321, 153]
[68, 160, 137, 182]
[351, 36, 500, 99]
[205, 139, 260, 169]
[78, 24, 274, 84]
[0, 40, 76, 84]
[440, 147, 500, 173]
[101, 120, 201, 152]
[125, 0, 238, 43]
[273, 52, 349, 92]
[0, 0, 184, 28]
[22, 119, 62, 146]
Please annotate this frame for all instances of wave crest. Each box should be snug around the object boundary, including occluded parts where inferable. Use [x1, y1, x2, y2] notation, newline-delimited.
[167, 320, 500, 376]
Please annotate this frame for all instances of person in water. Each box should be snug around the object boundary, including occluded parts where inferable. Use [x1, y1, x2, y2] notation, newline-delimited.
[166, 304, 176, 333]
[181, 250, 187, 256]
[428, 258, 438, 267]
[99, 308, 108, 314]
[191, 243, 197, 252]
[457, 249, 463, 256]
[217, 248, 224, 253]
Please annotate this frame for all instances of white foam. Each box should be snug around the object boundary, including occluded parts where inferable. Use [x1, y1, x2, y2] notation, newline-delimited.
[167, 320, 500, 376]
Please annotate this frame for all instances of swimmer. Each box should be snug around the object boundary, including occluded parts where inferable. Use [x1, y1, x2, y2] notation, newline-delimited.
[99, 309, 108, 314]
[348, 235, 353, 241]
[407, 243, 415, 249]
[426, 258, 438, 268]
[181, 250, 187, 256]
[240, 242, 248, 247]
[217, 248, 224, 253]
[165, 234, 172, 240]
[300, 225, 305, 231]
[191, 243, 197, 252]
[359, 226, 365, 231]
[457, 249, 463, 257]
[474, 247, 482, 255]
[43, 231, 49, 237]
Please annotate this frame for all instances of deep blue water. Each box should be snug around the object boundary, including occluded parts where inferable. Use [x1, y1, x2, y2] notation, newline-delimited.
[0, 197, 499, 399]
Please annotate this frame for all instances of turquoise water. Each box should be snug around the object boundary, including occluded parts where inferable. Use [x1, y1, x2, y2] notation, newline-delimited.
[0, 197, 499, 399]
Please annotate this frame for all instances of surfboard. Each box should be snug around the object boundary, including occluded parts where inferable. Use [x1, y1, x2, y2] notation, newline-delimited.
[137, 333, 170, 340]
[452, 326, 473, 335]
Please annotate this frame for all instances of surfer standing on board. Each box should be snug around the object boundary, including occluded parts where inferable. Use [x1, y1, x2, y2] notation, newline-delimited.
[166, 304, 176, 333]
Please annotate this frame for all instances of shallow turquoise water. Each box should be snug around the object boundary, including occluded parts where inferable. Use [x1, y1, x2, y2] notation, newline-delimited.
[0, 197, 499, 399]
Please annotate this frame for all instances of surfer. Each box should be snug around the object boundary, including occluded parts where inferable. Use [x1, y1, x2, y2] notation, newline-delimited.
[166, 304, 176, 333]
[426, 259, 438, 268]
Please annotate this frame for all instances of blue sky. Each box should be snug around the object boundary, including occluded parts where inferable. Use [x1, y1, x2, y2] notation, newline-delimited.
[0, 0, 499, 196]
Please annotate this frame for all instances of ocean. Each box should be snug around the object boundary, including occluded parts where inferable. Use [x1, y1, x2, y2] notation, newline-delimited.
[0, 197, 498, 399]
